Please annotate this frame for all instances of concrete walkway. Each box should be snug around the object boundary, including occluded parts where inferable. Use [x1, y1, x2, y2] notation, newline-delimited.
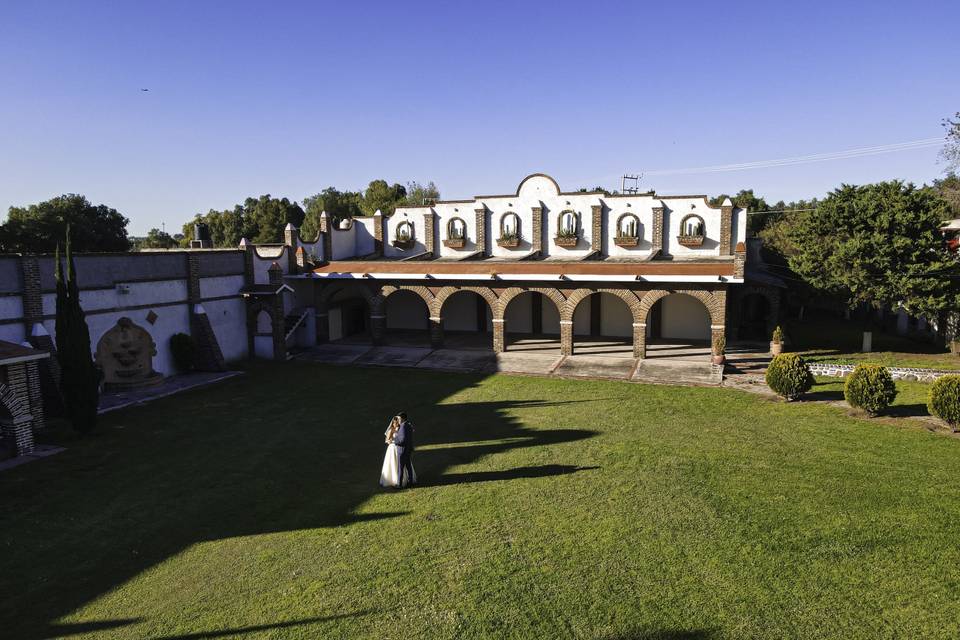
[98, 371, 243, 414]
[296, 344, 722, 385]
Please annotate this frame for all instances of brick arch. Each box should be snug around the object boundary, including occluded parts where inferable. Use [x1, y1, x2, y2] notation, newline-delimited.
[0, 382, 29, 421]
[431, 286, 498, 317]
[494, 286, 565, 319]
[380, 285, 434, 310]
[560, 288, 643, 322]
[317, 281, 379, 306]
[638, 289, 724, 326]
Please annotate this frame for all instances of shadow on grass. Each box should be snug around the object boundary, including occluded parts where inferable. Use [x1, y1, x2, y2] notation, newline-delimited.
[38, 618, 143, 639]
[600, 629, 716, 640]
[422, 463, 599, 487]
[885, 403, 929, 418]
[0, 362, 599, 639]
[150, 611, 377, 639]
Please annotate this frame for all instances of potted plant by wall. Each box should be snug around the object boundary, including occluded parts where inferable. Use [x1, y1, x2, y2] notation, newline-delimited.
[392, 222, 414, 250]
[614, 231, 639, 247]
[712, 334, 726, 365]
[554, 227, 579, 247]
[443, 224, 466, 249]
[770, 325, 784, 355]
[677, 215, 705, 247]
[497, 230, 520, 248]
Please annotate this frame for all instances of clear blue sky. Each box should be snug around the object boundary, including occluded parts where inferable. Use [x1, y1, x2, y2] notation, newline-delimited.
[2, 1, 958, 235]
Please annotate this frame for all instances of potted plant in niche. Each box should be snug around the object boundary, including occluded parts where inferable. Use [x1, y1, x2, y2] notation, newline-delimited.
[443, 223, 466, 249]
[392, 222, 414, 250]
[614, 229, 640, 247]
[497, 229, 520, 248]
[770, 325, 784, 355]
[712, 334, 726, 365]
[677, 215, 705, 247]
[554, 210, 580, 247]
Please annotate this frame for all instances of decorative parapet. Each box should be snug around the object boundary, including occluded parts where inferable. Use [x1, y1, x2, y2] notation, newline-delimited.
[652, 205, 664, 254]
[531, 205, 543, 255]
[319, 212, 333, 261]
[591, 204, 602, 253]
[807, 362, 957, 382]
[474, 207, 487, 256]
[720, 197, 734, 255]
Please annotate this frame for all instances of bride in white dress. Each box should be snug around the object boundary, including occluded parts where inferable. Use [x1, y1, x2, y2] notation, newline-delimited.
[380, 416, 415, 488]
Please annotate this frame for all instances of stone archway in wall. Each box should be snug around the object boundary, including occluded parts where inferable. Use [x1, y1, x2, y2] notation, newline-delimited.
[95, 317, 163, 388]
[316, 282, 381, 344]
[732, 285, 780, 341]
[638, 290, 723, 360]
[432, 287, 497, 350]
[497, 287, 565, 354]
[381, 286, 433, 347]
[565, 288, 642, 357]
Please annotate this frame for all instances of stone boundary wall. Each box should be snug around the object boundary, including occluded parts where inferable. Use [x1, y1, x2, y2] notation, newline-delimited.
[808, 362, 959, 383]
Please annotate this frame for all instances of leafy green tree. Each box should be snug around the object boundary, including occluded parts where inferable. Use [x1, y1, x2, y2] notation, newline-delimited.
[181, 196, 303, 247]
[933, 173, 960, 217]
[55, 227, 100, 434]
[136, 228, 178, 249]
[403, 181, 441, 207]
[361, 180, 407, 217]
[0, 194, 129, 253]
[783, 181, 958, 331]
[710, 189, 771, 235]
[942, 112, 960, 174]
[301, 188, 363, 239]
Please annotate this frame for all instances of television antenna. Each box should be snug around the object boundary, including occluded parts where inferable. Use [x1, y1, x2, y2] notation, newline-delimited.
[620, 174, 642, 194]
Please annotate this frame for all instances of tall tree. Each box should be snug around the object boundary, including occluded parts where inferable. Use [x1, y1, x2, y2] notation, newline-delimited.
[710, 189, 771, 235]
[933, 173, 960, 217]
[403, 181, 441, 207]
[1, 194, 129, 253]
[135, 228, 178, 249]
[783, 181, 958, 339]
[181, 195, 303, 247]
[301, 188, 363, 238]
[361, 180, 407, 217]
[942, 112, 960, 174]
[55, 227, 100, 434]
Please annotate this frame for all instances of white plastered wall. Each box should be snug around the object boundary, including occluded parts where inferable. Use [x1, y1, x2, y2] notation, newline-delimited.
[659, 294, 711, 341]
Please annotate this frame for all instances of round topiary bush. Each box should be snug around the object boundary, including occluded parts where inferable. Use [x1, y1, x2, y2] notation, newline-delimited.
[765, 353, 813, 400]
[169, 333, 196, 372]
[844, 364, 897, 416]
[928, 374, 960, 432]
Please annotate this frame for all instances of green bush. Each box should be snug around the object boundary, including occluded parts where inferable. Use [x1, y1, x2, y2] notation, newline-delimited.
[170, 333, 196, 372]
[844, 364, 897, 416]
[765, 353, 813, 400]
[928, 375, 960, 431]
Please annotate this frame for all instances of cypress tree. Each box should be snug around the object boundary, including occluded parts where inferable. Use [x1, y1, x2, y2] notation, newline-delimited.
[55, 226, 100, 433]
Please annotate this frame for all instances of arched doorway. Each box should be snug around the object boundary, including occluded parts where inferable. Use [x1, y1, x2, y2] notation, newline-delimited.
[646, 293, 712, 360]
[384, 289, 431, 346]
[738, 293, 771, 341]
[327, 288, 372, 344]
[503, 291, 561, 353]
[440, 290, 493, 350]
[571, 292, 634, 356]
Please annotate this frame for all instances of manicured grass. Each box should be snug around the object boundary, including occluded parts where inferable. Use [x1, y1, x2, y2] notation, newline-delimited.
[808, 377, 934, 418]
[3, 362, 960, 639]
[785, 314, 960, 371]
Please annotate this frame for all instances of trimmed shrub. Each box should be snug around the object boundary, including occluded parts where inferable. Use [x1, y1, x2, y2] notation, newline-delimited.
[765, 353, 813, 400]
[928, 375, 960, 432]
[844, 364, 897, 416]
[170, 333, 196, 372]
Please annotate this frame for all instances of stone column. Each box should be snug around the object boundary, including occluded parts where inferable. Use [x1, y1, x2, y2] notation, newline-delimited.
[428, 315, 443, 349]
[267, 262, 286, 361]
[734, 242, 746, 278]
[492, 318, 505, 353]
[187, 254, 226, 371]
[633, 322, 646, 358]
[284, 223, 300, 274]
[423, 212, 436, 257]
[474, 207, 487, 256]
[560, 320, 573, 356]
[370, 314, 386, 345]
[720, 199, 734, 255]
[591, 204, 603, 254]
[373, 211, 384, 257]
[24, 360, 45, 431]
[319, 212, 333, 262]
[21, 255, 61, 412]
[240, 238, 255, 286]
[652, 205, 664, 255]
[531, 206, 543, 256]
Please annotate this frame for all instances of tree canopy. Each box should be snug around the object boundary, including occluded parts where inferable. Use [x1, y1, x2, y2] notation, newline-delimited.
[135, 228, 179, 250]
[1, 194, 129, 253]
[942, 112, 960, 174]
[710, 189, 771, 235]
[300, 188, 364, 240]
[181, 195, 305, 247]
[780, 181, 957, 319]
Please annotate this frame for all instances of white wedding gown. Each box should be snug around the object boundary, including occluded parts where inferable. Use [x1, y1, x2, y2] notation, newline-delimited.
[380, 442, 416, 488]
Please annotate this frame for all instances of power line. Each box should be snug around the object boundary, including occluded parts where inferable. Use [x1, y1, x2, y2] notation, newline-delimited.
[639, 138, 942, 177]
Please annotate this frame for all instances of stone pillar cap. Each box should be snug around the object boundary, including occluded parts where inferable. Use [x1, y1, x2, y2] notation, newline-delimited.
[193, 304, 207, 315]
[285, 223, 297, 231]
[373, 209, 382, 217]
[239, 238, 250, 248]
[721, 197, 734, 207]
[319, 210, 329, 219]
[31, 322, 49, 337]
[268, 261, 282, 271]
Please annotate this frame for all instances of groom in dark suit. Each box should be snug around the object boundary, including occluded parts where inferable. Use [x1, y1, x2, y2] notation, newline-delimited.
[392, 412, 415, 488]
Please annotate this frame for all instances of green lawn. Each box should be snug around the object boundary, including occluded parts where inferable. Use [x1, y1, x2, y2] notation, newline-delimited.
[785, 314, 960, 371]
[808, 377, 935, 419]
[3, 362, 960, 639]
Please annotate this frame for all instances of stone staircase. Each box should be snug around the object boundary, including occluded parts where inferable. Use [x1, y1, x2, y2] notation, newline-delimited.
[284, 309, 310, 342]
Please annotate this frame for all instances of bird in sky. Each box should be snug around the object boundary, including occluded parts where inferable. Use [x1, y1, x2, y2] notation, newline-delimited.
[141, 88, 149, 92]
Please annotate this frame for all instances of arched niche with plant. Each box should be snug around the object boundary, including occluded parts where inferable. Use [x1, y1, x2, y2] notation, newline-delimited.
[498, 212, 521, 248]
[614, 213, 641, 247]
[393, 220, 415, 249]
[444, 217, 467, 249]
[554, 210, 580, 247]
[677, 214, 706, 247]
